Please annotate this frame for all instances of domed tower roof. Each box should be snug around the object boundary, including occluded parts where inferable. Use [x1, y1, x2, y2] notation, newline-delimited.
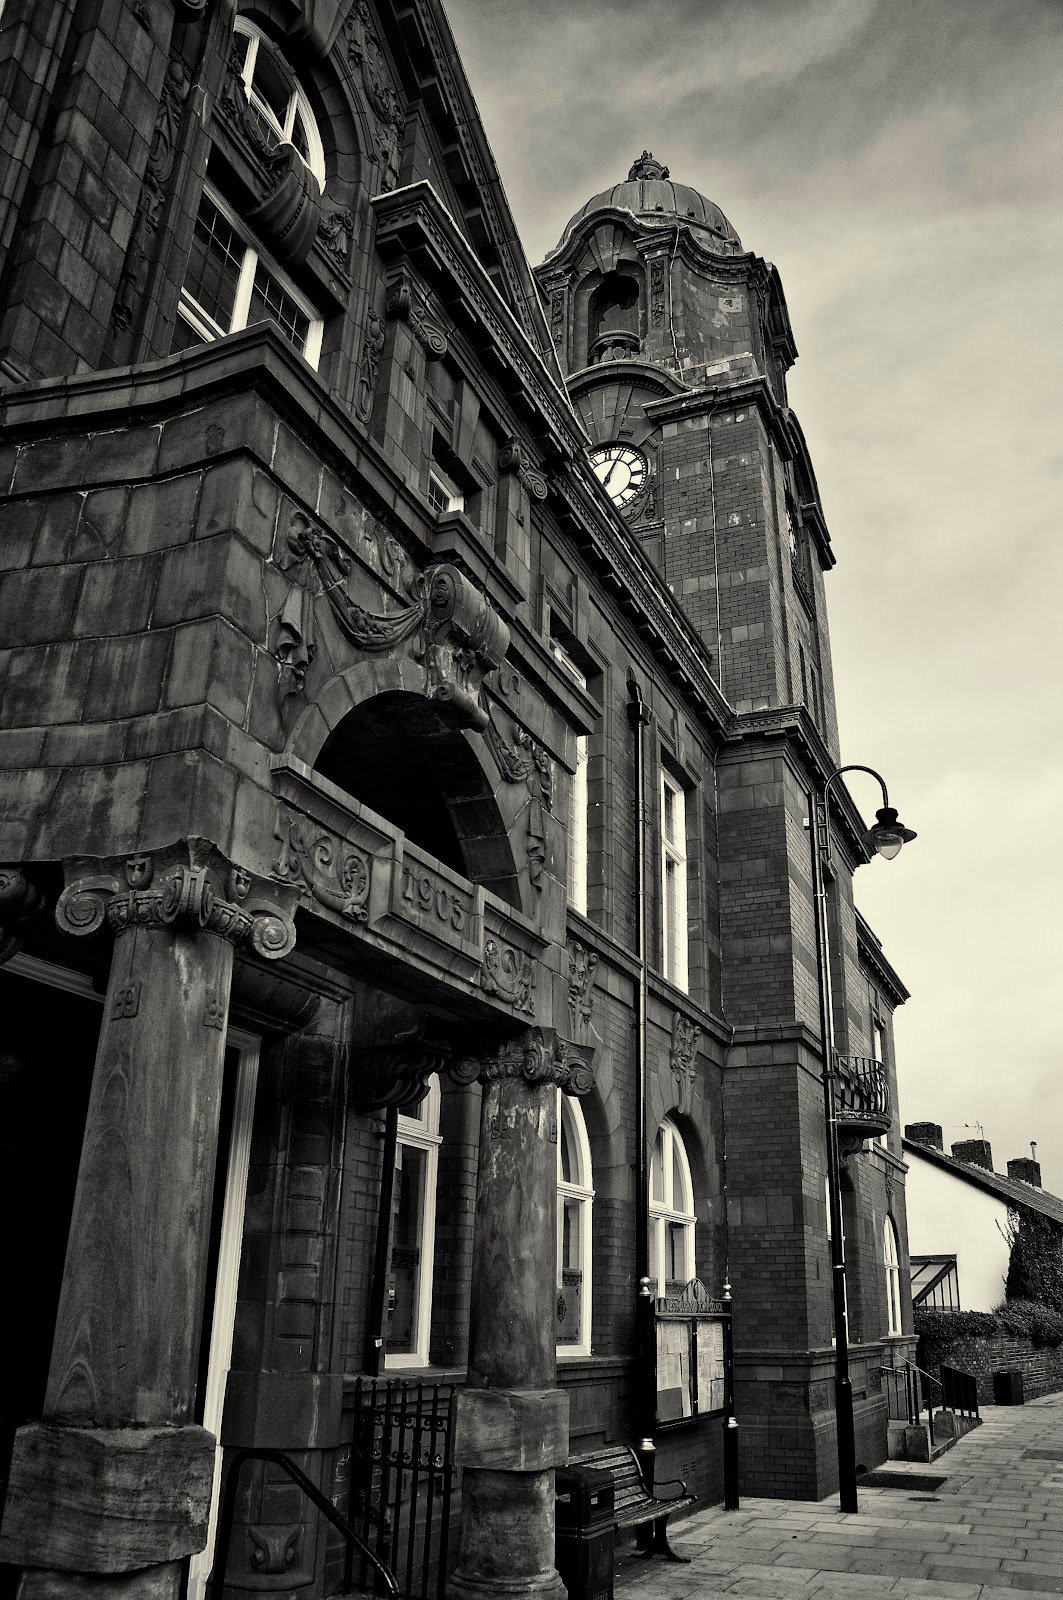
[553, 152, 742, 255]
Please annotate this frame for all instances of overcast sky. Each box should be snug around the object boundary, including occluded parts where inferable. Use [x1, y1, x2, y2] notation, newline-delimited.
[444, 0, 1063, 1189]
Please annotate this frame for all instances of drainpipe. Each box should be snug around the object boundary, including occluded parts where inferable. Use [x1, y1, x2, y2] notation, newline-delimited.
[626, 670, 656, 1463]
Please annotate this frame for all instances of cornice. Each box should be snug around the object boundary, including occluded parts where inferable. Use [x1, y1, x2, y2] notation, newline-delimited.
[535, 205, 753, 281]
[566, 360, 686, 400]
[644, 375, 792, 463]
[856, 910, 910, 1006]
[723, 706, 874, 867]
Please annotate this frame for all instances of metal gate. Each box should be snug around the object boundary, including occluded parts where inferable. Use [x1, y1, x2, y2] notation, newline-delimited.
[344, 1378, 457, 1600]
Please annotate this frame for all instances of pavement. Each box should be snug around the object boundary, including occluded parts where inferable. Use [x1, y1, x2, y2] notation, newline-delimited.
[614, 1394, 1063, 1600]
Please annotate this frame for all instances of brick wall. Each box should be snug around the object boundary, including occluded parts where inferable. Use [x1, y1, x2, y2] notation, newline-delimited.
[917, 1334, 1063, 1405]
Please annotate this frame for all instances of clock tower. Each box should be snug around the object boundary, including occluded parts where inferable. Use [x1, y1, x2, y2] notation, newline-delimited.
[537, 150, 838, 752]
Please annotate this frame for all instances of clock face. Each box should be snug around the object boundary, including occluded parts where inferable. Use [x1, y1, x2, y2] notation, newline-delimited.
[589, 443, 648, 510]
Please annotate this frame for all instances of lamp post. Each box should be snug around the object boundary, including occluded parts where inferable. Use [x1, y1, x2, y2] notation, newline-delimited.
[808, 764, 916, 1514]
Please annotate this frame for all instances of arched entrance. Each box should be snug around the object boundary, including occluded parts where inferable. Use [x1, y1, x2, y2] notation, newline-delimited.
[314, 689, 522, 910]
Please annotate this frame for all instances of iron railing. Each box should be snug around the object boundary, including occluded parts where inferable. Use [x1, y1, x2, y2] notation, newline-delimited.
[941, 1363, 979, 1419]
[343, 1377, 457, 1600]
[211, 1447, 399, 1599]
[834, 1054, 890, 1125]
[879, 1362, 940, 1444]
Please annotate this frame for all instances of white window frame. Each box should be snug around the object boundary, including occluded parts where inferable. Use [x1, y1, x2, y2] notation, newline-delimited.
[427, 464, 465, 517]
[233, 18, 326, 189]
[550, 637, 590, 916]
[176, 185, 324, 367]
[385, 1079, 441, 1370]
[660, 769, 689, 992]
[649, 1117, 695, 1296]
[884, 1216, 902, 1337]
[556, 1091, 594, 1358]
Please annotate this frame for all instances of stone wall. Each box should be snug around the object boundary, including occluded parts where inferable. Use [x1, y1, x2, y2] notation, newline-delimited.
[918, 1333, 1063, 1405]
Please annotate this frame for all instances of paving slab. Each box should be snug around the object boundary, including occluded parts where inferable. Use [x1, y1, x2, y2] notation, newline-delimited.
[615, 1394, 1063, 1600]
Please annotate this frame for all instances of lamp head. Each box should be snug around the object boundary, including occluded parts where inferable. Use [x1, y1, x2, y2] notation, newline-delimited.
[864, 806, 916, 861]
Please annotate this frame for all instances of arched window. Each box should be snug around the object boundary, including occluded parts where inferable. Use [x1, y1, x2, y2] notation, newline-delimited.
[172, 187, 324, 365]
[556, 1094, 593, 1356]
[649, 1118, 695, 1295]
[587, 271, 641, 364]
[386, 1079, 441, 1368]
[233, 18, 326, 189]
[883, 1216, 902, 1337]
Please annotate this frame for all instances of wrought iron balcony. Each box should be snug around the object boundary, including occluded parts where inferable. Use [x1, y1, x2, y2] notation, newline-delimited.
[833, 1052, 891, 1146]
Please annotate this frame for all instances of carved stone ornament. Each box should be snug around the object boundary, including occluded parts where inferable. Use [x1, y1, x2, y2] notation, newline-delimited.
[482, 720, 552, 889]
[272, 586, 314, 701]
[499, 438, 548, 503]
[0, 866, 49, 966]
[650, 258, 666, 325]
[344, 0, 403, 190]
[272, 809, 372, 922]
[319, 205, 355, 267]
[274, 513, 510, 731]
[246, 1523, 310, 1586]
[355, 1025, 451, 1112]
[385, 268, 448, 359]
[550, 289, 565, 348]
[355, 303, 386, 423]
[566, 940, 599, 1044]
[246, 143, 322, 269]
[54, 842, 297, 959]
[112, 51, 191, 334]
[479, 937, 535, 1016]
[670, 1011, 702, 1114]
[450, 1027, 592, 1096]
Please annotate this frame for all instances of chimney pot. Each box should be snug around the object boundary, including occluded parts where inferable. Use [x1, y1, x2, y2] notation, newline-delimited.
[952, 1138, 994, 1171]
[904, 1121, 943, 1151]
[1008, 1157, 1042, 1188]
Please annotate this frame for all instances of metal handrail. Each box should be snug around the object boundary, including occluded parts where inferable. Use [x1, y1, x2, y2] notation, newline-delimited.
[211, 1446, 400, 1599]
[834, 1054, 890, 1118]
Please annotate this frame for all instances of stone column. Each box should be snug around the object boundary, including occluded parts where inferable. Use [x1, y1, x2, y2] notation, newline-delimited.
[446, 1029, 592, 1600]
[0, 840, 297, 1600]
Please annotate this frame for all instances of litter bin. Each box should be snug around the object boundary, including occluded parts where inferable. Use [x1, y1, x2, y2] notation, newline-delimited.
[555, 1465, 615, 1600]
[993, 1369, 1024, 1405]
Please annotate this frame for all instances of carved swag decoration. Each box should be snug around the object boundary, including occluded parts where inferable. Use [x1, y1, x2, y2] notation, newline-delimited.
[273, 511, 509, 731]
[55, 841, 297, 959]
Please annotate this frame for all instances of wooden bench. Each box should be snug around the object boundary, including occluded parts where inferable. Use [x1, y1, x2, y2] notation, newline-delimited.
[567, 1444, 696, 1562]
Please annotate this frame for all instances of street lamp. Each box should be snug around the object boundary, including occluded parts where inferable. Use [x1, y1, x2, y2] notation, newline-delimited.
[808, 764, 916, 1514]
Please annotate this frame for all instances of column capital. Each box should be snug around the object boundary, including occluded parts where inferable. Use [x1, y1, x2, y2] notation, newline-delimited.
[450, 1026, 593, 1096]
[55, 839, 298, 959]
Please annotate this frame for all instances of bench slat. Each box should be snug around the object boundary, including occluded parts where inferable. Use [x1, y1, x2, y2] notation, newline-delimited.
[564, 1444, 695, 1537]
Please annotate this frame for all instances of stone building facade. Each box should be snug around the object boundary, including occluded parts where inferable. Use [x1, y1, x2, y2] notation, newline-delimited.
[0, 3, 914, 1599]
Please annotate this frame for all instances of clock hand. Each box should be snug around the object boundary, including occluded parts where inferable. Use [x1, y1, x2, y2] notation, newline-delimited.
[602, 458, 618, 487]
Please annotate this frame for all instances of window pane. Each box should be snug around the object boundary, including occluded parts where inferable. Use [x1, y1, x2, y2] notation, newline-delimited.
[185, 197, 243, 332]
[563, 1198, 580, 1270]
[560, 1107, 574, 1185]
[671, 1141, 686, 1213]
[170, 312, 206, 355]
[650, 1131, 665, 1203]
[664, 859, 679, 975]
[247, 260, 310, 351]
[290, 111, 311, 163]
[667, 1221, 687, 1284]
[249, 43, 293, 134]
[389, 1143, 426, 1354]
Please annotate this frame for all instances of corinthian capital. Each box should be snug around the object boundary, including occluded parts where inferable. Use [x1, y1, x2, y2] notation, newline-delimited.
[55, 840, 298, 960]
[450, 1027, 593, 1097]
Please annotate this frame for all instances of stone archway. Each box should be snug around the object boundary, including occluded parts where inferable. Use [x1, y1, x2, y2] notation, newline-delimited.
[314, 688, 523, 911]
